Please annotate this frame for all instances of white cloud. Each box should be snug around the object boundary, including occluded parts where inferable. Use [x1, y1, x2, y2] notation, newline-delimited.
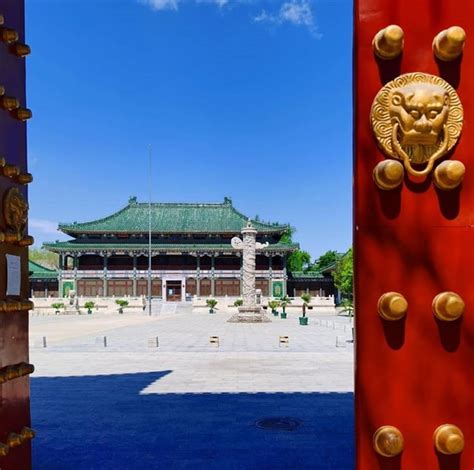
[254, 0, 318, 33]
[139, 0, 179, 11]
[280, 0, 313, 26]
[140, 0, 229, 11]
[29, 219, 59, 235]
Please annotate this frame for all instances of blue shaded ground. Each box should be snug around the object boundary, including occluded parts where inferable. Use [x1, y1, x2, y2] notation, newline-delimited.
[31, 372, 354, 469]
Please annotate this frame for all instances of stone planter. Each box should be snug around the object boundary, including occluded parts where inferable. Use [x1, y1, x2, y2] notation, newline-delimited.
[299, 317, 308, 326]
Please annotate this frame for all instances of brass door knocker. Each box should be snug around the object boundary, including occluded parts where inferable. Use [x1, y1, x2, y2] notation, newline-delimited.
[371, 72, 464, 190]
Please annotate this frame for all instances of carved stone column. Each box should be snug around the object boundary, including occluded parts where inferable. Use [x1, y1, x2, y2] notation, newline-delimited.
[228, 221, 270, 323]
[196, 255, 201, 297]
[132, 254, 137, 297]
[211, 254, 215, 297]
[103, 254, 108, 297]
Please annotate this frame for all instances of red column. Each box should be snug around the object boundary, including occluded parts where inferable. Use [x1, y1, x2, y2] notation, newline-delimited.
[0, 0, 33, 468]
[355, 1, 474, 469]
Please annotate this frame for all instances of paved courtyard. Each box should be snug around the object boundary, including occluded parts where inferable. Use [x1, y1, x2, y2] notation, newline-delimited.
[29, 305, 354, 469]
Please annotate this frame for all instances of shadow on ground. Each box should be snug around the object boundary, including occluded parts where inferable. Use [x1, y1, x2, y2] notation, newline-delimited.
[31, 372, 354, 470]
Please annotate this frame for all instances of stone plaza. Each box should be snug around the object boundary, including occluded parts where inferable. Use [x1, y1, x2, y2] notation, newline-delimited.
[29, 304, 354, 469]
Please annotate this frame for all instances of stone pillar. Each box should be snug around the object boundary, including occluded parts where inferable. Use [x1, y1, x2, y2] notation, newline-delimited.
[239, 254, 243, 296]
[268, 254, 273, 296]
[103, 255, 108, 297]
[211, 254, 215, 297]
[228, 221, 270, 322]
[132, 254, 137, 297]
[196, 255, 201, 297]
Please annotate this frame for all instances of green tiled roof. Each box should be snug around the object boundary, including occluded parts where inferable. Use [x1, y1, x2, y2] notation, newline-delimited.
[290, 271, 325, 279]
[43, 241, 298, 254]
[28, 260, 58, 279]
[59, 197, 289, 236]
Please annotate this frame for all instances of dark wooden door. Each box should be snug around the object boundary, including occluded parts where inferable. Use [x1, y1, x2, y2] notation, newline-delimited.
[166, 281, 182, 302]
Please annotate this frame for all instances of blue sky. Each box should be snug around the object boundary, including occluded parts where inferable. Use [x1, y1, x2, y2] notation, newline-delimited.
[26, 0, 352, 259]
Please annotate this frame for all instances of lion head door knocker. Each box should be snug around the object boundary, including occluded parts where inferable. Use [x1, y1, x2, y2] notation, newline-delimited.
[370, 26, 466, 191]
[2, 187, 33, 246]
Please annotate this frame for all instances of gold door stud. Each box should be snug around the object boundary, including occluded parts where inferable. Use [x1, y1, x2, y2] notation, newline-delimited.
[373, 25, 404, 60]
[433, 27, 466, 61]
[432, 292, 465, 321]
[373, 426, 404, 457]
[378, 292, 408, 321]
[433, 161, 465, 190]
[434, 424, 464, 454]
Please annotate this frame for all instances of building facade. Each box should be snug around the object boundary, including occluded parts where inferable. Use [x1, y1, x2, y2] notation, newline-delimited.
[29, 260, 59, 297]
[44, 197, 298, 301]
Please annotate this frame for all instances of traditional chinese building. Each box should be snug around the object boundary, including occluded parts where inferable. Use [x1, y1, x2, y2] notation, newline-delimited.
[28, 260, 59, 297]
[43, 197, 298, 301]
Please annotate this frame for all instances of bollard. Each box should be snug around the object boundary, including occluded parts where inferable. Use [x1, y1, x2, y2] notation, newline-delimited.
[147, 337, 159, 348]
[336, 336, 346, 348]
[279, 336, 289, 348]
[42, 336, 47, 348]
[209, 336, 219, 347]
[103, 336, 107, 348]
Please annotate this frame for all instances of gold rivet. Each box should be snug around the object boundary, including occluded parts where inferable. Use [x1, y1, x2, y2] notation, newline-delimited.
[18, 362, 35, 376]
[1, 28, 19, 44]
[433, 160, 465, 190]
[0, 15, 4, 26]
[0, 443, 9, 457]
[433, 26, 466, 61]
[20, 427, 36, 440]
[378, 292, 408, 321]
[373, 426, 404, 457]
[17, 172, 33, 184]
[1, 96, 20, 111]
[10, 43, 31, 57]
[6, 366, 20, 381]
[373, 160, 404, 190]
[3, 164, 20, 178]
[4, 231, 22, 243]
[12, 107, 32, 121]
[6, 433, 23, 448]
[434, 424, 464, 455]
[0, 85, 5, 96]
[19, 235, 35, 247]
[433, 292, 465, 321]
[373, 25, 404, 60]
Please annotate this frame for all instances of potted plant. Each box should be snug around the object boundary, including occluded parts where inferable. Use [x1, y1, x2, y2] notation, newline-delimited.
[280, 295, 291, 319]
[206, 298, 218, 314]
[234, 299, 243, 307]
[84, 301, 95, 315]
[52, 302, 64, 315]
[339, 298, 354, 320]
[268, 300, 280, 317]
[299, 293, 312, 325]
[115, 299, 129, 314]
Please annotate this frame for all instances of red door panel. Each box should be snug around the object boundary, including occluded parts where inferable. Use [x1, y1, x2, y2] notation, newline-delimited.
[0, 0, 33, 468]
[355, 1, 474, 469]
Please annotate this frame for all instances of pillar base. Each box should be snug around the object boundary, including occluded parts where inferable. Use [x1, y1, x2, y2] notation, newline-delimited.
[228, 306, 271, 323]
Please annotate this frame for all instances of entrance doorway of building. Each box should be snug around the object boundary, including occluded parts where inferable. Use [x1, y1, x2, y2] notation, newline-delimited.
[166, 281, 182, 302]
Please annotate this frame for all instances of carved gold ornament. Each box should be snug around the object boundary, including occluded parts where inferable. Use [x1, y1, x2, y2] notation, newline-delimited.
[3, 187, 28, 238]
[371, 72, 463, 179]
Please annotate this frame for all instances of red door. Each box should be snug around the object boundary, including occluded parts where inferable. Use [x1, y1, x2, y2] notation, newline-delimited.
[0, 1, 34, 468]
[355, 1, 474, 468]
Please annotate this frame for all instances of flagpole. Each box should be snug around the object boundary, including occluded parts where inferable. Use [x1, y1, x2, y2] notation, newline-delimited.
[148, 144, 152, 316]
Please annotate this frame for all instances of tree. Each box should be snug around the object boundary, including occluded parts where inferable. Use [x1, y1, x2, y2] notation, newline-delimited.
[313, 250, 340, 271]
[333, 248, 353, 298]
[287, 250, 311, 272]
[29, 248, 59, 269]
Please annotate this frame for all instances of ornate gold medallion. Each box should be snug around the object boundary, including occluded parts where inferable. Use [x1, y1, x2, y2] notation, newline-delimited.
[3, 187, 28, 237]
[371, 72, 463, 178]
